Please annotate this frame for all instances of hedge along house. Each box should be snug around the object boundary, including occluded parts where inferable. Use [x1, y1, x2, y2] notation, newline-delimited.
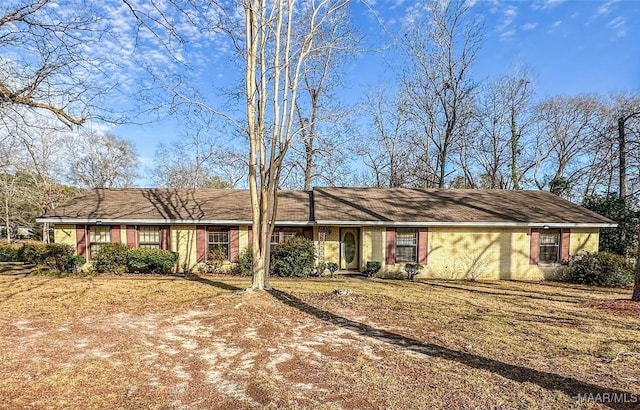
[37, 187, 615, 280]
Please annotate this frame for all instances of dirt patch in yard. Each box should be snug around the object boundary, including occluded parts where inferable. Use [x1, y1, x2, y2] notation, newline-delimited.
[585, 299, 640, 318]
[0, 274, 639, 409]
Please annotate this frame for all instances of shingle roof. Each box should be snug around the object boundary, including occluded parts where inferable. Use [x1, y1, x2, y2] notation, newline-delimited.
[40, 187, 615, 227]
[43, 188, 311, 224]
[312, 187, 614, 226]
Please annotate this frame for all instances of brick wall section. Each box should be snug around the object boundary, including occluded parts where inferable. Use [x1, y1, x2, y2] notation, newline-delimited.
[560, 228, 571, 262]
[229, 226, 239, 262]
[196, 225, 207, 263]
[385, 227, 396, 265]
[76, 225, 87, 259]
[111, 226, 121, 243]
[126, 225, 137, 247]
[529, 228, 540, 265]
[418, 227, 428, 265]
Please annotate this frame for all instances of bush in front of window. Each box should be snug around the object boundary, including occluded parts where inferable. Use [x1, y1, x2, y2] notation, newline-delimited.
[202, 247, 228, 274]
[365, 261, 382, 277]
[270, 237, 316, 278]
[404, 263, 423, 281]
[567, 252, 634, 288]
[93, 243, 129, 274]
[127, 248, 177, 274]
[232, 248, 253, 276]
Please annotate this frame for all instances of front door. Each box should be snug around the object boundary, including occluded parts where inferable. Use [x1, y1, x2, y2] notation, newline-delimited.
[340, 228, 359, 270]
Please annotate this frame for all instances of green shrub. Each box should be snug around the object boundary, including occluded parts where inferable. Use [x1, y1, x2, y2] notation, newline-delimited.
[404, 263, 423, 281]
[270, 237, 316, 278]
[127, 248, 177, 273]
[567, 252, 634, 288]
[18, 243, 75, 271]
[93, 243, 129, 274]
[365, 261, 382, 277]
[65, 255, 86, 273]
[326, 262, 338, 277]
[315, 262, 327, 276]
[232, 248, 253, 276]
[202, 247, 228, 274]
[0, 244, 20, 262]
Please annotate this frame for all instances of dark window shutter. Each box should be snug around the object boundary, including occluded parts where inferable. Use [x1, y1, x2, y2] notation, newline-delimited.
[196, 225, 207, 263]
[386, 227, 396, 265]
[126, 225, 137, 247]
[229, 226, 239, 262]
[303, 227, 313, 240]
[529, 228, 540, 265]
[111, 225, 121, 243]
[418, 227, 428, 265]
[160, 226, 170, 250]
[560, 228, 571, 263]
[76, 225, 87, 258]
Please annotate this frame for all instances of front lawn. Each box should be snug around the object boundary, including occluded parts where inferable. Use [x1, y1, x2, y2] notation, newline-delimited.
[1, 272, 639, 409]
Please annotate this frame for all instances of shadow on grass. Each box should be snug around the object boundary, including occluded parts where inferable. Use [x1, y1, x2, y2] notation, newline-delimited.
[268, 287, 637, 410]
[420, 281, 586, 304]
[185, 274, 245, 292]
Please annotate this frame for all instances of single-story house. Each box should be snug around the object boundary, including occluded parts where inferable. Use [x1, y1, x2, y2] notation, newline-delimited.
[37, 187, 615, 280]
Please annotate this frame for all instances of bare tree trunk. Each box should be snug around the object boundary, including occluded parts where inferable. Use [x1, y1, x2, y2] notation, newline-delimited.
[633, 241, 640, 301]
[510, 114, 519, 190]
[618, 116, 626, 199]
[4, 193, 9, 244]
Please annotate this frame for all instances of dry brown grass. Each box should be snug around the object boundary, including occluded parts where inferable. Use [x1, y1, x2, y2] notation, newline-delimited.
[0, 271, 639, 409]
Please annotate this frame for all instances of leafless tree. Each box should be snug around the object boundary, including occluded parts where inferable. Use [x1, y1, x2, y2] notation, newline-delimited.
[0, 0, 106, 128]
[151, 116, 244, 189]
[66, 131, 139, 189]
[357, 90, 413, 188]
[288, 4, 360, 190]
[532, 95, 606, 199]
[402, 0, 482, 188]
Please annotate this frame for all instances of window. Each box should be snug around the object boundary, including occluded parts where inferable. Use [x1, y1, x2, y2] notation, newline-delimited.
[396, 228, 417, 263]
[270, 228, 303, 250]
[539, 229, 560, 263]
[89, 226, 111, 257]
[208, 228, 229, 260]
[139, 226, 160, 249]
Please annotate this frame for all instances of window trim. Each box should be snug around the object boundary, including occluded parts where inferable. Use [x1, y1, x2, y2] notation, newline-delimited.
[138, 225, 161, 249]
[270, 227, 303, 248]
[89, 225, 111, 259]
[395, 227, 418, 263]
[539, 229, 560, 264]
[207, 226, 230, 261]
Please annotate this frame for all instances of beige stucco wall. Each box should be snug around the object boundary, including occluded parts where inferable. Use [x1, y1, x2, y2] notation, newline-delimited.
[570, 228, 599, 255]
[54, 224, 76, 248]
[239, 225, 249, 254]
[361, 226, 385, 268]
[316, 225, 340, 265]
[379, 227, 601, 281]
[170, 225, 196, 272]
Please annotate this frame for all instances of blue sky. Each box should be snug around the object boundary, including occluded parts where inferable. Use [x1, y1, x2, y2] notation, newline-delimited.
[109, 0, 640, 185]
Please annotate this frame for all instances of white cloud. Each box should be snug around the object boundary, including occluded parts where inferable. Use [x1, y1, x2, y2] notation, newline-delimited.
[596, 0, 621, 17]
[551, 20, 562, 28]
[532, 0, 565, 10]
[522, 22, 538, 31]
[606, 16, 627, 37]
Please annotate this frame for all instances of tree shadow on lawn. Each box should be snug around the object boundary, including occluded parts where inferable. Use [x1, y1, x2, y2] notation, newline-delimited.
[420, 281, 587, 304]
[185, 274, 245, 292]
[267, 287, 638, 410]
